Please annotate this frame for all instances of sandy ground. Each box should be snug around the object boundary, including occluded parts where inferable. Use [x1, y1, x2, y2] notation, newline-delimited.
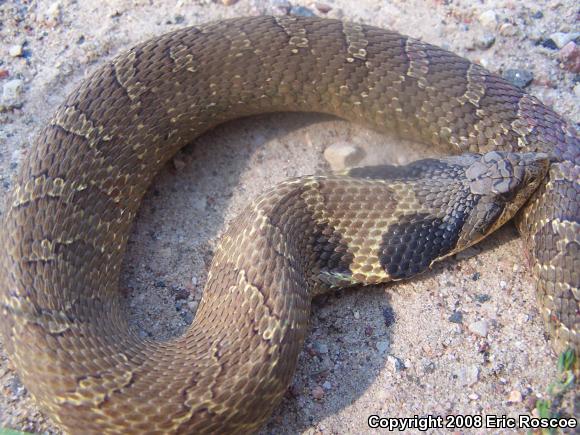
[0, 0, 578, 433]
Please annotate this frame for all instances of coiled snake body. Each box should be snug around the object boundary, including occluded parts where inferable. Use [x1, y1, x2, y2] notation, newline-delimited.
[0, 16, 578, 434]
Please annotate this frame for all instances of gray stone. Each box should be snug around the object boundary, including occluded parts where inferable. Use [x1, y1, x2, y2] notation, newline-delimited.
[448, 311, 463, 324]
[503, 69, 533, 89]
[312, 341, 329, 355]
[476, 33, 496, 50]
[1, 79, 24, 110]
[548, 32, 580, 49]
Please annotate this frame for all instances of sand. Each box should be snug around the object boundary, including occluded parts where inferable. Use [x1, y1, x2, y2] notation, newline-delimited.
[0, 0, 577, 433]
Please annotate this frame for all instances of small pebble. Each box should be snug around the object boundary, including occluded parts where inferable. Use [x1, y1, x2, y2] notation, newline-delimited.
[9, 44, 24, 57]
[559, 41, 580, 73]
[499, 280, 507, 289]
[327, 7, 344, 19]
[387, 355, 405, 372]
[574, 83, 580, 99]
[531, 11, 543, 19]
[423, 361, 436, 374]
[448, 311, 463, 324]
[499, 23, 518, 36]
[376, 340, 389, 355]
[474, 294, 491, 303]
[468, 393, 479, 401]
[181, 311, 194, 324]
[173, 156, 186, 171]
[312, 341, 329, 355]
[314, 2, 332, 13]
[548, 32, 580, 49]
[323, 143, 364, 171]
[382, 306, 395, 327]
[312, 385, 325, 399]
[290, 6, 316, 17]
[503, 69, 534, 88]
[469, 320, 489, 337]
[475, 33, 495, 50]
[478, 10, 498, 30]
[508, 390, 523, 403]
[456, 365, 480, 386]
[173, 286, 190, 300]
[353, 310, 360, 320]
[322, 381, 332, 390]
[221, 0, 239, 5]
[1, 79, 24, 110]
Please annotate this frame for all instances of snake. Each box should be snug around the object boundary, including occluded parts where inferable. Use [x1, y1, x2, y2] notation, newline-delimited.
[0, 15, 578, 434]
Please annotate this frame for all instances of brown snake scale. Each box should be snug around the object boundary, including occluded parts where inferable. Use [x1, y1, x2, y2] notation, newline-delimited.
[0, 16, 578, 434]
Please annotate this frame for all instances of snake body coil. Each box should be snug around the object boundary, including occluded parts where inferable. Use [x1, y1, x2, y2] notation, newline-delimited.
[0, 16, 578, 434]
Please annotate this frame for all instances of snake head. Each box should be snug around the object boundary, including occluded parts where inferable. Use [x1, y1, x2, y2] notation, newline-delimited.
[465, 151, 549, 200]
[458, 150, 550, 246]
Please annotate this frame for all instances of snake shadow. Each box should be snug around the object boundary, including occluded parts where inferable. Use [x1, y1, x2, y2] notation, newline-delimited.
[120, 111, 525, 434]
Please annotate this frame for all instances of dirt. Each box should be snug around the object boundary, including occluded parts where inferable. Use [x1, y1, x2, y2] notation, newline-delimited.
[0, 0, 578, 433]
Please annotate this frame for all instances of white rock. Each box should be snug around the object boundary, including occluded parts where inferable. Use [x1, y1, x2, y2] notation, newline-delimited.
[478, 10, 498, 30]
[323, 143, 364, 171]
[9, 44, 23, 57]
[469, 319, 490, 337]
